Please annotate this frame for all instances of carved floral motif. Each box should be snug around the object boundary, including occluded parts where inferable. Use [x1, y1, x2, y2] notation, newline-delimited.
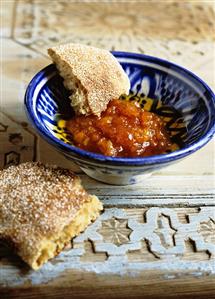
[198, 220, 215, 244]
[1, 207, 215, 286]
[99, 218, 131, 246]
[72, 207, 215, 260]
[12, 0, 215, 69]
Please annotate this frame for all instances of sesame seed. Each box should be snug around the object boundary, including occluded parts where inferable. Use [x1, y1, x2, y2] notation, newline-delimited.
[0, 162, 92, 263]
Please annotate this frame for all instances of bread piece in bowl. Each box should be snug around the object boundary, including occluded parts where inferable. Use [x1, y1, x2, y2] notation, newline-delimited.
[48, 43, 130, 116]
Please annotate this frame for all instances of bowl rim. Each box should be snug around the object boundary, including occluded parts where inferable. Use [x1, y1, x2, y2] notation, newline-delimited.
[24, 51, 215, 166]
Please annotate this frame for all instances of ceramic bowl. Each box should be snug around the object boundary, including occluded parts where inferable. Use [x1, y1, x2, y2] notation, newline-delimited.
[25, 52, 215, 185]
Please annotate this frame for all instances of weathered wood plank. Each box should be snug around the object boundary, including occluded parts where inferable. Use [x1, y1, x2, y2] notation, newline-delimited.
[1, 207, 215, 290]
[81, 175, 215, 207]
[1, 271, 215, 299]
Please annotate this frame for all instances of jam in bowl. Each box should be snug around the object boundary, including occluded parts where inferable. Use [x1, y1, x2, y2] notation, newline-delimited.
[25, 52, 215, 185]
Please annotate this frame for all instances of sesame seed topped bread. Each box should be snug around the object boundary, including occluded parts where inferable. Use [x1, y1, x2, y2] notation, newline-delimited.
[0, 162, 103, 270]
[48, 43, 130, 116]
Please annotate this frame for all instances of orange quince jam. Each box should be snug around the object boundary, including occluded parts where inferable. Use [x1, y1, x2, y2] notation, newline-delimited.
[66, 99, 173, 157]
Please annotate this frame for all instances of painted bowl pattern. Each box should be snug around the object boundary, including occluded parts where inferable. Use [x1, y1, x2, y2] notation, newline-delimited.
[25, 52, 215, 185]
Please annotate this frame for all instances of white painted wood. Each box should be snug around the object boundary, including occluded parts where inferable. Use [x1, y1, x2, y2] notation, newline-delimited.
[1, 207, 215, 287]
[81, 174, 215, 206]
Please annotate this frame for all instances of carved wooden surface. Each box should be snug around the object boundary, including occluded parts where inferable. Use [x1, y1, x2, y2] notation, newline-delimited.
[1, 0, 215, 298]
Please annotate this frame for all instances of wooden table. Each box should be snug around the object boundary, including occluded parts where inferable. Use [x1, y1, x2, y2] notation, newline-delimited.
[1, 1, 215, 298]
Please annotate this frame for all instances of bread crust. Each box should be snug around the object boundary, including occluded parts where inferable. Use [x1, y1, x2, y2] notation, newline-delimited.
[0, 162, 103, 269]
[48, 43, 130, 116]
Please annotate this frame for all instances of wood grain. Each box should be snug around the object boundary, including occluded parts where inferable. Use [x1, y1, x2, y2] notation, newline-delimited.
[1, 207, 215, 288]
[1, 271, 215, 299]
[83, 174, 215, 207]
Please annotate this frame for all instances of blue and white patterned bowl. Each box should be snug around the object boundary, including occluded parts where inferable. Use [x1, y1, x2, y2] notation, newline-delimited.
[25, 52, 215, 185]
